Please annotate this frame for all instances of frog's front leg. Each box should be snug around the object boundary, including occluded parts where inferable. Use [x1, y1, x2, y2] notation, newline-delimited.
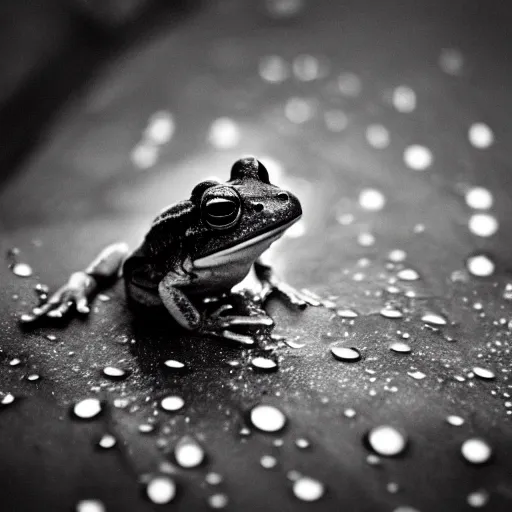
[254, 259, 320, 308]
[158, 273, 273, 346]
[21, 242, 129, 323]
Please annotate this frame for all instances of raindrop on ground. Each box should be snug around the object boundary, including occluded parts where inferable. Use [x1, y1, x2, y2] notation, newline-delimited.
[390, 342, 411, 354]
[12, 263, 33, 277]
[472, 367, 495, 380]
[466, 254, 495, 277]
[249, 404, 287, 432]
[102, 366, 129, 380]
[160, 396, 185, 412]
[367, 425, 408, 456]
[146, 476, 176, 504]
[331, 346, 362, 362]
[403, 145, 433, 171]
[73, 398, 102, 420]
[174, 436, 205, 468]
[292, 476, 325, 501]
[251, 357, 278, 371]
[461, 438, 492, 464]
[76, 500, 105, 512]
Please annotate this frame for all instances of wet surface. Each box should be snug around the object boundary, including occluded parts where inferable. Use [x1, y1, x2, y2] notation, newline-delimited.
[1, 0, 512, 510]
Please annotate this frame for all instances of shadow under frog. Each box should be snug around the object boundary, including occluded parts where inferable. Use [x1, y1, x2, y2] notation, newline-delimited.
[22, 157, 316, 347]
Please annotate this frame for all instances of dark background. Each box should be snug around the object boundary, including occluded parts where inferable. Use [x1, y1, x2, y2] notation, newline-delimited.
[1, 1, 512, 511]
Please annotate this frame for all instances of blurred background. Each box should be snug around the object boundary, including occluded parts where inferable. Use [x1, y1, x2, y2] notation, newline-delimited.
[2, 1, 512, 511]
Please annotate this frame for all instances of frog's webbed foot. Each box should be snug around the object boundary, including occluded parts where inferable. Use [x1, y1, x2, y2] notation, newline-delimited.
[201, 304, 274, 346]
[21, 271, 96, 323]
[254, 259, 320, 309]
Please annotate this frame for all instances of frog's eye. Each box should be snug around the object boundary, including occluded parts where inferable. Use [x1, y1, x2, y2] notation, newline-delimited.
[203, 196, 241, 229]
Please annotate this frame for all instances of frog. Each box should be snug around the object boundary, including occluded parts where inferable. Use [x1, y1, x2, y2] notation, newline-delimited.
[21, 157, 316, 345]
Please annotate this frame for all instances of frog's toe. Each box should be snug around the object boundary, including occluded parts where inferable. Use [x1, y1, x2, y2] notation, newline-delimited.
[47, 300, 73, 318]
[219, 315, 274, 328]
[219, 330, 256, 346]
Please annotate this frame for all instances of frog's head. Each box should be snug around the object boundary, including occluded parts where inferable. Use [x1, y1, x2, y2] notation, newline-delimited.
[191, 157, 302, 268]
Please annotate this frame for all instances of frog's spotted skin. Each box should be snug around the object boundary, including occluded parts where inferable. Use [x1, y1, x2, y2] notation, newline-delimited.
[21, 157, 314, 344]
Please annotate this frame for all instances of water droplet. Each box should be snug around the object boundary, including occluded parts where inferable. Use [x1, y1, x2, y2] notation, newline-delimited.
[359, 188, 386, 211]
[208, 493, 229, 509]
[331, 346, 362, 362]
[388, 249, 407, 262]
[73, 398, 102, 419]
[76, 500, 105, 512]
[468, 123, 494, 149]
[259, 55, 289, 83]
[9, 358, 21, 366]
[161, 396, 184, 412]
[27, 374, 40, 382]
[285, 97, 314, 124]
[284, 338, 306, 349]
[249, 404, 287, 432]
[397, 269, 420, 281]
[265, 0, 304, 19]
[390, 342, 411, 354]
[146, 476, 176, 504]
[380, 307, 403, 319]
[251, 357, 278, 371]
[467, 490, 489, 508]
[138, 424, 154, 434]
[144, 111, 174, 145]
[421, 313, 447, 326]
[337, 308, 359, 318]
[392, 86, 417, 113]
[466, 254, 495, 277]
[163, 359, 185, 370]
[1, 393, 15, 405]
[357, 232, 375, 247]
[439, 48, 464, 75]
[408, 371, 426, 380]
[338, 72, 361, 97]
[365, 124, 390, 149]
[472, 367, 495, 380]
[403, 145, 433, 171]
[468, 214, 498, 237]
[387, 482, 400, 494]
[12, 262, 33, 277]
[131, 143, 159, 170]
[293, 476, 325, 502]
[393, 507, 421, 512]
[206, 472, 223, 485]
[208, 118, 241, 149]
[446, 415, 465, 426]
[102, 366, 129, 380]
[98, 434, 116, 449]
[295, 438, 310, 449]
[461, 438, 492, 464]
[175, 436, 205, 468]
[367, 425, 407, 456]
[260, 455, 278, 468]
[324, 109, 348, 132]
[293, 54, 321, 81]
[366, 454, 381, 465]
[465, 187, 493, 210]
[344, 408, 357, 418]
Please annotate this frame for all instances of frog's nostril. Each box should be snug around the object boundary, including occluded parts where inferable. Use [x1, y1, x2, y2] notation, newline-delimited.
[277, 193, 289, 202]
[254, 203, 264, 212]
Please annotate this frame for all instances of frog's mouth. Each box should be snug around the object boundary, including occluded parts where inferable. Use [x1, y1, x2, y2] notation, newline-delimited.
[193, 216, 301, 269]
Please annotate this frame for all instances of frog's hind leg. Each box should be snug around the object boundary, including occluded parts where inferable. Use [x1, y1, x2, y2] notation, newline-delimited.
[21, 242, 129, 323]
[254, 259, 320, 308]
